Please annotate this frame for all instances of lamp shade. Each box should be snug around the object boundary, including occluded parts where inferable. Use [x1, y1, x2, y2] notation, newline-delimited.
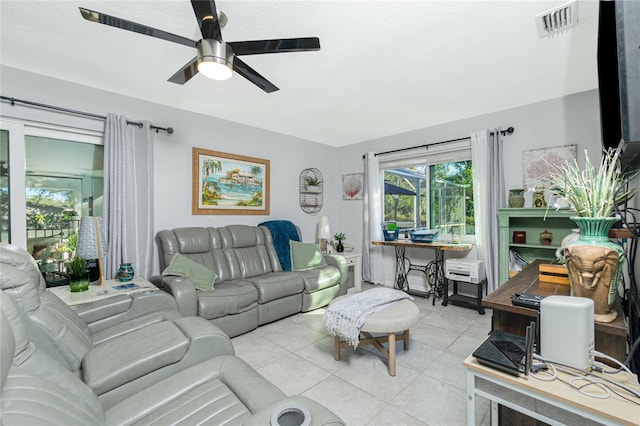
[75, 216, 106, 260]
[318, 215, 331, 239]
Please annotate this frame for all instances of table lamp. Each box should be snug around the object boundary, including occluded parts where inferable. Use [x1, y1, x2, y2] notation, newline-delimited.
[75, 216, 106, 285]
[318, 215, 331, 253]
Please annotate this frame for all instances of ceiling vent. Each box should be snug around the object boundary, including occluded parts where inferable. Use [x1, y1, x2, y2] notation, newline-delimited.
[535, 1, 578, 38]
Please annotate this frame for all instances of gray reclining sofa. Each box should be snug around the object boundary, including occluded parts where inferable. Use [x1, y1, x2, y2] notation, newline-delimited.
[152, 224, 348, 337]
[0, 243, 344, 425]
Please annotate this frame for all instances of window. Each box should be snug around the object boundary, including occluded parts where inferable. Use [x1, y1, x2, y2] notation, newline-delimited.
[25, 135, 104, 259]
[0, 119, 103, 251]
[380, 142, 474, 239]
[1, 130, 9, 243]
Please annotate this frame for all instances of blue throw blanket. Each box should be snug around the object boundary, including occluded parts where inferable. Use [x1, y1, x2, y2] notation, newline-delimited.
[259, 220, 300, 271]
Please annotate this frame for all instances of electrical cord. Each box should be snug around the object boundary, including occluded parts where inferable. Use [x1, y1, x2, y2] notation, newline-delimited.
[531, 353, 640, 403]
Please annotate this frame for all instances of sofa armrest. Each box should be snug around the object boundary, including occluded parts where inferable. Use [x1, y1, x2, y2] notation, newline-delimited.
[73, 291, 178, 333]
[323, 254, 349, 296]
[149, 275, 198, 317]
[243, 395, 345, 426]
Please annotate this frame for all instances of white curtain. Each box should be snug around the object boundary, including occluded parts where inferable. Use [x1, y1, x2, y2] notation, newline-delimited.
[103, 114, 154, 279]
[471, 129, 505, 293]
[362, 152, 385, 284]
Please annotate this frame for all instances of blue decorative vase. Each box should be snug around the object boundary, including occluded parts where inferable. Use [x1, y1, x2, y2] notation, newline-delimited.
[565, 217, 624, 323]
[117, 263, 134, 282]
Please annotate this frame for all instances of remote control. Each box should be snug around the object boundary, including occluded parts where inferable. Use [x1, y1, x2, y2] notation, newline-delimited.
[511, 293, 544, 310]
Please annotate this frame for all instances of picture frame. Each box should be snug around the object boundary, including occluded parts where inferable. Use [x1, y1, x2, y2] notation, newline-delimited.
[192, 148, 270, 215]
[342, 173, 364, 200]
[523, 144, 577, 188]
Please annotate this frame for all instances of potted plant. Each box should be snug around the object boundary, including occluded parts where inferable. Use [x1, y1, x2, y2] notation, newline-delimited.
[548, 147, 637, 322]
[66, 256, 89, 292]
[304, 175, 322, 192]
[333, 232, 346, 253]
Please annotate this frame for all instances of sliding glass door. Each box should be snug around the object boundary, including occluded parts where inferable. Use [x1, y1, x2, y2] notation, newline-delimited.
[0, 118, 103, 252]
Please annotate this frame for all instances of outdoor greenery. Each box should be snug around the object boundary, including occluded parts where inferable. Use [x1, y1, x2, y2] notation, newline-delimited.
[431, 161, 474, 233]
[384, 161, 474, 234]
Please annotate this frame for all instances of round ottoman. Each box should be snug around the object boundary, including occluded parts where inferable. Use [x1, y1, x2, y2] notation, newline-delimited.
[331, 294, 420, 376]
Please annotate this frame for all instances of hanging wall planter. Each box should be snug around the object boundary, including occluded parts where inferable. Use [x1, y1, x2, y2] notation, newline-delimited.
[299, 168, 323, 214]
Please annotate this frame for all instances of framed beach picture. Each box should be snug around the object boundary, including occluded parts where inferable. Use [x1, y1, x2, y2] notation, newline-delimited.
[342, 173, 364, 200]
[192, 148, 270, 215]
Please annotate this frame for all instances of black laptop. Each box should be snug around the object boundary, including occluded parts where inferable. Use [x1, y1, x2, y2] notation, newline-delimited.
[472, 331, 528, 376]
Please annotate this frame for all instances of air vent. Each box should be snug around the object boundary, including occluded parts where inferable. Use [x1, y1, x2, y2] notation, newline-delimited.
[535, 1, 578, 38]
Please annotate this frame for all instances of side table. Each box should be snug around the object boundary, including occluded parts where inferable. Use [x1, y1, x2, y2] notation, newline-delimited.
[340, 251, 362, 293]
[442, 278, 486, 314]
[48, 276, 158, 306]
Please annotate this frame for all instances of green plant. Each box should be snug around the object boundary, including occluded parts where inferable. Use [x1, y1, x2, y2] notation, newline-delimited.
[334, 232, 346, 242]
[548, 148, 636, 218]
[66, 256, 87, 276]
[304, 176, 322, 186]
[67, 232, 78, 251]
[37, 244, 56, 274]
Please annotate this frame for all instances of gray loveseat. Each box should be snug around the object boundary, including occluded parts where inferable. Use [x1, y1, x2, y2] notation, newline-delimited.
[152, 225, 348, 337]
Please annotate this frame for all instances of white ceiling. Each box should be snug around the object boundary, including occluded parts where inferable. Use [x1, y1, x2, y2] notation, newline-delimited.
[0, 1, 600, 147]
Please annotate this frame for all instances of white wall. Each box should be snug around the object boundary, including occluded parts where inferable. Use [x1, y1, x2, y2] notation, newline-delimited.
[332, 90, 603, 289]
[1, 66, 604, 283]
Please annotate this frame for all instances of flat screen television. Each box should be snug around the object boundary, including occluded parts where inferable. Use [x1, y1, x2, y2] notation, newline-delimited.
[598, 0, 640, 172]
[597, 0, 640, 375]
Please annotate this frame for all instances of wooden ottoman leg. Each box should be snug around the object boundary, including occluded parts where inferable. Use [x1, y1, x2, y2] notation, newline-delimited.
[334, 335, 341, 361]
[403, 330, 410, 350]
[388, 332, 396, 376]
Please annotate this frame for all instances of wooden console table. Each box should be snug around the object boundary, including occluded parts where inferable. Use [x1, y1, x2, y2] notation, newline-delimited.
[483, 259, 627, 363]
[372, 240, 471, 304]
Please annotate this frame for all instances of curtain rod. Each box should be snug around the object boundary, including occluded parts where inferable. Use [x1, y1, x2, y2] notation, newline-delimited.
[0, 95, 174, 134]
[363, 126, 514, 159]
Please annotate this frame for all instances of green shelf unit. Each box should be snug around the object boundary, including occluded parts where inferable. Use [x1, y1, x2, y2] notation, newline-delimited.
[498, 208, 575, 284]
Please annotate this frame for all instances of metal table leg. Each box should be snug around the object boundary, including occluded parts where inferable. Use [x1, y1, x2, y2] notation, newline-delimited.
[393, 246, 410, 291]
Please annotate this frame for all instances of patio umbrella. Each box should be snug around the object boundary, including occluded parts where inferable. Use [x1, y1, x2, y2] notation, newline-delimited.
[384, 181, 416, 221]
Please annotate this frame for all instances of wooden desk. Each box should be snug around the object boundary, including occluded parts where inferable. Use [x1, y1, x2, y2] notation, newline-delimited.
[483, 260, 627, 363]
[372, 240, 471, 304]
[465, 355, 640, 426]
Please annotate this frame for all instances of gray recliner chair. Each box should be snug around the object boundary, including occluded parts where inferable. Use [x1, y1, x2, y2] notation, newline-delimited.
[0, 243, 235, 407]
[0, 289, 345, 425]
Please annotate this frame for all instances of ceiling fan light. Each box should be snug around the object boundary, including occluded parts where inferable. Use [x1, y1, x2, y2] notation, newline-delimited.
[197, 39, 233, 81]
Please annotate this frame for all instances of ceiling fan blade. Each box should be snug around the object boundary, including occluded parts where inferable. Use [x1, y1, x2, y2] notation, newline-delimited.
[233, 58, 279, 93]
[79, 7, 197, 48]
[191, 0, 223, 41]
[229, 37, 321, 56]
[168, 57, 199, 84]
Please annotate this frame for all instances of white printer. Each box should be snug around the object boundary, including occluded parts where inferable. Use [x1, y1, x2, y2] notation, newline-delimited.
[445, 259, 486, 284]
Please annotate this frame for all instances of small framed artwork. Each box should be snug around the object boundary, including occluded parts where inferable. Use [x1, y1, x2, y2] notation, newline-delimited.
[192, 148, 270, 215]
[523, 144, 577, 188]
[342, 173, 364, 200]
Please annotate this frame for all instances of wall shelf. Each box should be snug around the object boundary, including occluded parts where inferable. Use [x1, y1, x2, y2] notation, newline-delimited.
[299, 168, 323, 214]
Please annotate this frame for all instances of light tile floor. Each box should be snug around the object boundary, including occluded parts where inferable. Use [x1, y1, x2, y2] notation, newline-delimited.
[231, 283, 492, 425]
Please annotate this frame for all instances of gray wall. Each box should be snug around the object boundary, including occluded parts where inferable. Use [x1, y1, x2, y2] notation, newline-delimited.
[1, 66, 604, 280]
[332, 90, 603, 288]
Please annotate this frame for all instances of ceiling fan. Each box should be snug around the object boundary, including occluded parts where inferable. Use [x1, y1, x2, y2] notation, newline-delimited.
[79, 0, 320, 93]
